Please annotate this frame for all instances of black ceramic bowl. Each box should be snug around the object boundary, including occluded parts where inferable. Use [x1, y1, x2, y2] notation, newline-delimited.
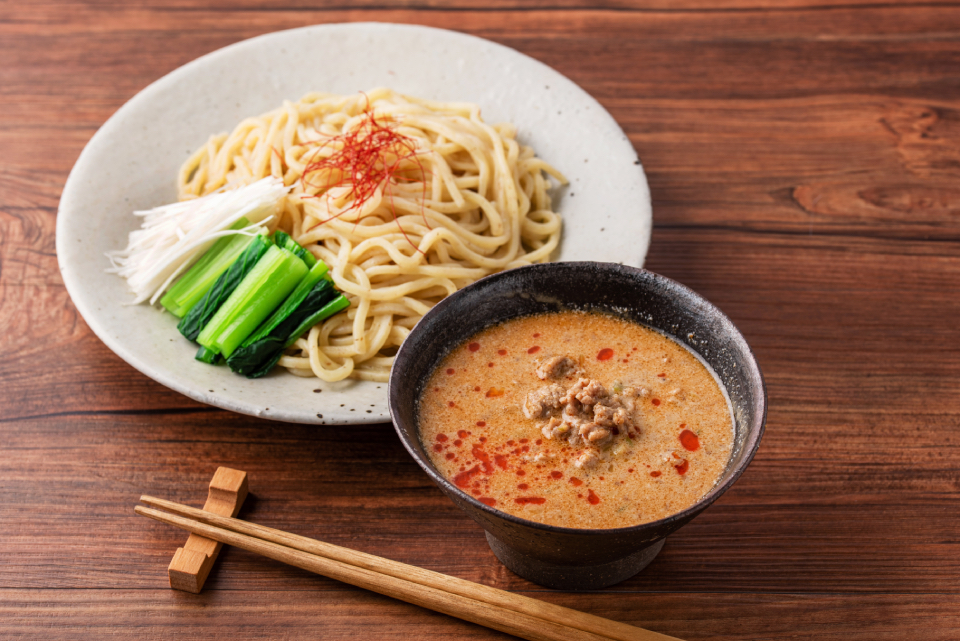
[388, 262, 766, 589]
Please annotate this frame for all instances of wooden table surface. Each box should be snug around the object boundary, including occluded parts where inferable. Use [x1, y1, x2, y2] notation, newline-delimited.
[3, 2, 960, 639]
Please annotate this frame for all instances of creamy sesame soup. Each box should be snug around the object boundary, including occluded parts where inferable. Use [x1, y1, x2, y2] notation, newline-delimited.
[418, 311, 734, 529]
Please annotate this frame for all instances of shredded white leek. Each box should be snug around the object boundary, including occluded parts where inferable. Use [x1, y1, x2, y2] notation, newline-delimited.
[107, 177, 289, 305]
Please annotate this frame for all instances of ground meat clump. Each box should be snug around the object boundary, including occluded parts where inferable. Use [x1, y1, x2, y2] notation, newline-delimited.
[522, 384, 565, 419]
[522, 363, 645, 466]
[536, 356, 583, 381]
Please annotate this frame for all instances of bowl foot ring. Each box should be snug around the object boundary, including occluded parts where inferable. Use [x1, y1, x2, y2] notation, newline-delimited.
[485, 531, 666, 590]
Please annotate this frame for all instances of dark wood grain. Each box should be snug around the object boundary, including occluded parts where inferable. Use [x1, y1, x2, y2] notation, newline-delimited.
[2, 1, 959, 639]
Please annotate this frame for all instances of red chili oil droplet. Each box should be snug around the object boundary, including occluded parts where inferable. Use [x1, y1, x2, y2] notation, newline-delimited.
[516, 469, 526, 476]
[587, 490, 600, 505]
[474, 386, 481, 392]
[478, 497, 496, 506]
[487, 362, 494, 368]
[515, 497, 546, 506]
[479, 436, 487, 442]
[535, 439, 543, 445]
[521, 445, 529, 452]
[679, 429, 700, 451]
[650, 471, 662, 478]
[433, 387, 439, 392]
[458, 430, 470, 438]
[533, 333, 541, 338]
[651, 398, 661, 406]
[453, 466, 481, 488]
[518, 483, 529, 490]
[658, 372, 666, 377]
[628, 468, 635, 473]
[569, 477, 583, 487]
[550, 471, 563, 479]
[519, 438, 529, 444]
[468, 342, 480, 352]
[448, 401, 455, 408]
[432, 444, 442, 452]
[436, 434, 448, 442]
[597, 348, 614, 361]
[476, 421, 486, 427]
[453, 439, 462, 447]
[446, 368, 454, 375]
[506, 440, 515, 446]
[445, 452, 455, 460]
[494, 454, 509, 470]
[675, 460, 689, 475]
[528, 346, 541, 354]
[498, 349, 507, 355]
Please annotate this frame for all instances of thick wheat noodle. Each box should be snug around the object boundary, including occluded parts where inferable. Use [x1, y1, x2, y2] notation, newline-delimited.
[178, 89, 565, 382]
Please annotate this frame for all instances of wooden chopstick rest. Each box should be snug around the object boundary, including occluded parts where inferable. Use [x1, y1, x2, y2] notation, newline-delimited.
[167, 467, 248, 593]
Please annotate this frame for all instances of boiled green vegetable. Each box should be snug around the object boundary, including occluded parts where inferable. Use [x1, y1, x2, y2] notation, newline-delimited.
[177, 232, 272, 341]
[196, 245, 309, 359]
[160, 218, 254, 318]
[225, 280, 349, 378]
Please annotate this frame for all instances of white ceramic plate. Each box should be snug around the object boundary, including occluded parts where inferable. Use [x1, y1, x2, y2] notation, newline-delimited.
[57, 23, 652, 425]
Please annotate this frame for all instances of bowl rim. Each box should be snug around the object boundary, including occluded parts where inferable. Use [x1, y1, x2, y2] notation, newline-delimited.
[389, 262, 767, 537]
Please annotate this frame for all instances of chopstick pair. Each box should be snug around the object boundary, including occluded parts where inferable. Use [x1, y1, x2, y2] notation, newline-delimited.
[136, 496, 681, 641]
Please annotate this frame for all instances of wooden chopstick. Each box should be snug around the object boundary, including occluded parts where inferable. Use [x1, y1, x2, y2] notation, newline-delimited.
[137, 496, 680, 641]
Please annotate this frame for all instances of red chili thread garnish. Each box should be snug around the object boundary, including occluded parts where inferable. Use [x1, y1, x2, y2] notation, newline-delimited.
[587, 490, 601, 505]
[650, 471, 662, 478]
[528, 346, 541, 354]
[651, 398, 661, 406]
[569, 477, 583, 487]
[515, 497, 546, 506]
[597, 348, 614, 361]
[300, 105, 429, 253]
[468, 342, 480, 352]
[679, 429, 700, 451]
[675, 460, 689, 475]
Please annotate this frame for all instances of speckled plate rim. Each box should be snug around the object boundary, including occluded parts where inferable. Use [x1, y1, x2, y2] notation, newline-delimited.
[56, 22, 652, 425]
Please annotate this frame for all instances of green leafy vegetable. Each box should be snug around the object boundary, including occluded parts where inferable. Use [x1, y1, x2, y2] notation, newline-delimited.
[196, 245, 309, 358]
[273, 231, 316, 268]
[160, 217, 254, 318]
[177, 233, 272, 341]
[226, 280, 349, 378]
